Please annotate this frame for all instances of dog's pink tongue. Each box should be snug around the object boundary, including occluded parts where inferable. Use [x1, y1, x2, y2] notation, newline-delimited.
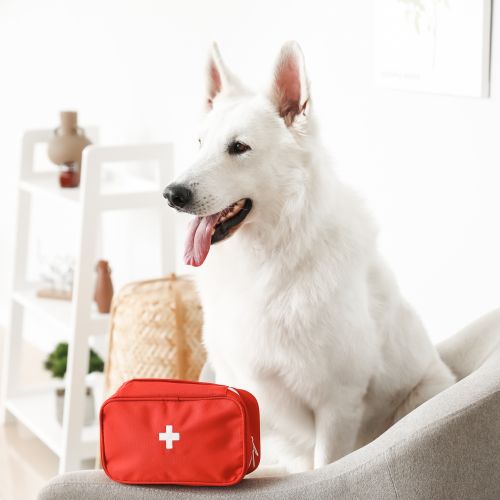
[184, 213, 221, 267]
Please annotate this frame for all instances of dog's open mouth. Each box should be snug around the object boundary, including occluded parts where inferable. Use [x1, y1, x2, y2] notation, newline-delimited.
[184, 198, 252, 267]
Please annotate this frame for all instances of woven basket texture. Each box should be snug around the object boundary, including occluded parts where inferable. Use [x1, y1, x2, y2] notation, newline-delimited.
[103, 274, 205, 397]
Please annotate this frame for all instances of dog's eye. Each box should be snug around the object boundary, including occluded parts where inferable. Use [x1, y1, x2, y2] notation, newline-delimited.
[228, 141, 251, 155]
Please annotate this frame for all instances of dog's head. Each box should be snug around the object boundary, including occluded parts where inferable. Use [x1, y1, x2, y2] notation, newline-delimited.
[164, 41, 311, 267]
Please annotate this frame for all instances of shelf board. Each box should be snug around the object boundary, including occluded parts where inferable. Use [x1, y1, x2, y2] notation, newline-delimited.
[6, 388, 99, 459]
[20, 172, 80, 204]
[19, 171, 162, 210]
[12, 285, 109, 336]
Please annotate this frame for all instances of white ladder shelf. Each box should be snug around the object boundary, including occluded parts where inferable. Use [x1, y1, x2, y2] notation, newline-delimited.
[0, 129, 175, 473]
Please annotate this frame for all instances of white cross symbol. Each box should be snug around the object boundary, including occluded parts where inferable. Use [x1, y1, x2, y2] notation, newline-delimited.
[158, 425, 180, 449]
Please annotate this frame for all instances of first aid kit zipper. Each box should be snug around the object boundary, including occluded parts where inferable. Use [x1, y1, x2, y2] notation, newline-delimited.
[250, 435, 259, 468]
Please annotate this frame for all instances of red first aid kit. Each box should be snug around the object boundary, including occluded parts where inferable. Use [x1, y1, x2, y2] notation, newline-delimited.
[100, 378, 260, 486]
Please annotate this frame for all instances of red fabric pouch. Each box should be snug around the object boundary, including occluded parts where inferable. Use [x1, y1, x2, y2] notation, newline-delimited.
[100, 378, 260, 486]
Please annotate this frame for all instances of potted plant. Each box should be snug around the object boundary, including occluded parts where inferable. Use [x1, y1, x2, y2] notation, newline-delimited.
[44, 342, 104, 425]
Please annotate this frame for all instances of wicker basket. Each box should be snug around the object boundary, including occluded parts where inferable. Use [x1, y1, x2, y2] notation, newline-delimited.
[103, 274, 206, 398]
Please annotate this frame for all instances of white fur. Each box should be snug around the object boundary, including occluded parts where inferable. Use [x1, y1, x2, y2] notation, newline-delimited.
[169, 42, 455, 473]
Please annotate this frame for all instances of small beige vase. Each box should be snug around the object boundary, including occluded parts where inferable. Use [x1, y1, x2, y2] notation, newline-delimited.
[47, 111, 91, 188]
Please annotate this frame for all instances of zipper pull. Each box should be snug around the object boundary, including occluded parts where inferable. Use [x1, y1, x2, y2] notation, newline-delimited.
[250, 435, 259, 469]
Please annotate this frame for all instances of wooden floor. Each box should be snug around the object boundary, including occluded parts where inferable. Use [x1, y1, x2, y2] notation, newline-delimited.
[0, 328, 58, 500]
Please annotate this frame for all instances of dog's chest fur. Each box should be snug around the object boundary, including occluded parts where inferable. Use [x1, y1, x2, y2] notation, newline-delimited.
[197, 220, 380, 408]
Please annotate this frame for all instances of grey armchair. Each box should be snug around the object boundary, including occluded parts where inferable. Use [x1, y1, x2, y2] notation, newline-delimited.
[38, 308, 500, 500]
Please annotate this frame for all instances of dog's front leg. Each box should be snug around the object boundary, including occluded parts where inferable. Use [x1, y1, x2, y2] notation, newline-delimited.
[313, 399, 363, 468]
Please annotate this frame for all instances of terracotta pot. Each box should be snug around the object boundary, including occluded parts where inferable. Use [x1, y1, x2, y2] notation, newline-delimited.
[94, 260, 114, 314]
[47, 111, 91, 188]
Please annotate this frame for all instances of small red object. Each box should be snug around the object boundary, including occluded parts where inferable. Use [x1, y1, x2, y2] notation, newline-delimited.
[100, 378, 260, 486]
[58, 164, 80, 188]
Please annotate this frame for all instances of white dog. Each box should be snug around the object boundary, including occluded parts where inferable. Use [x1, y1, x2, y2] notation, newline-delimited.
[164, 42, 455, 473]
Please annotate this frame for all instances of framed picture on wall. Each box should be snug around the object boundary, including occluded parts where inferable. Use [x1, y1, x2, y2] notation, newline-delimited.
[373, 0, 492, 97]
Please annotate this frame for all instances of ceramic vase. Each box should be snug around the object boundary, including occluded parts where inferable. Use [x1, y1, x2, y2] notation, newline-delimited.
[94, 260, 114, 313]
[47, 111, 91, 188]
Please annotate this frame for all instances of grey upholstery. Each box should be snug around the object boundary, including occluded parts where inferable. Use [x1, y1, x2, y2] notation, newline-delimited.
[38, 308, 500, 500]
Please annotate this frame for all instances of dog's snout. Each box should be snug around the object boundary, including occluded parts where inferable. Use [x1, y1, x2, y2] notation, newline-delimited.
[163, 184, 193, 209]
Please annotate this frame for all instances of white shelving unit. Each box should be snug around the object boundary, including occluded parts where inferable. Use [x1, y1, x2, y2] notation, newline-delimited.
[0, 129, 175, 473]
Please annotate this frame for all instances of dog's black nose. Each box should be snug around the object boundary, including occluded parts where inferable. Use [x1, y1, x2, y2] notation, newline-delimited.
[163, 184, 193, 208]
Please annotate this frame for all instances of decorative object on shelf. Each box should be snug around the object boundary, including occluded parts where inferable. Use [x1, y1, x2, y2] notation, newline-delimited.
[37, 254, 74, 301]
[36, 288, 72, 301]
[47, 111, 92, 188]
[94, 260, 114, 313]
[103, 274, 206, 398]
[44, 342, 104, 425]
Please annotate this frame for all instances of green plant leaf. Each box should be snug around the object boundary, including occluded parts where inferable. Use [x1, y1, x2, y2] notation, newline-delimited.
[43, 342, 105, 378]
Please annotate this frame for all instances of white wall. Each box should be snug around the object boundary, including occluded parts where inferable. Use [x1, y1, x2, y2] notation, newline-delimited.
[0, 0, 499, 344]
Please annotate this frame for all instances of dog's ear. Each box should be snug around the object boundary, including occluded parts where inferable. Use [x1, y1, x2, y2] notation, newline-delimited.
[270, 41, 310, 127]
[206, 43, 240, 110]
